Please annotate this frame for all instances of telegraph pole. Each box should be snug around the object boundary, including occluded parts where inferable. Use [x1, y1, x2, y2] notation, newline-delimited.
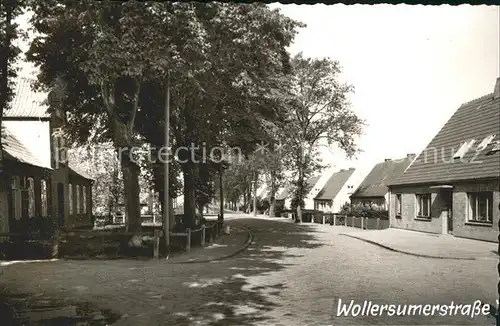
[253, 172, 257, 216]
[163, 73, 170, 254]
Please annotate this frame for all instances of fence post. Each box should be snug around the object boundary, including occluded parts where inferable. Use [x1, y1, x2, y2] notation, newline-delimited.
[323, 215, 325, 224]
[351, 216, 354, 227]
[153, 230, 160, 260]
[376, 218, 380, 230]
[186, 228, 191, 253]
[201, 225, 206, 247]
[361, 216, 364, 229]
[333, 214, 336, 226]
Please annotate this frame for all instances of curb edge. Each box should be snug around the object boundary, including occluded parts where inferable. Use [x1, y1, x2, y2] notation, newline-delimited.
[168, 228, 254, 264]
[340, 233, 479, 261]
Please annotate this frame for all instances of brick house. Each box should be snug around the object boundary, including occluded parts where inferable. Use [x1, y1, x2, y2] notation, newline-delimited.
[0, 78, 93, 235]
[313, 168, 357, 213]
[387, 78, 500, 242]
[350, 155, 415, 210]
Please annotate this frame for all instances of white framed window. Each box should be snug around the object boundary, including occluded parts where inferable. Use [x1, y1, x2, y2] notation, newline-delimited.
[416, 194, 431, 218]
[41, 179, 48, 217]
[467, 192, 493, 224]
[82, 186, 87, 214]
[53, 128, 67, 165]
[69, 183, 73, 215]
[453, 139, 475, 160]
[396, 194, 402, 216]
[27, 177, 35, 218]
[76, 185, 80, 214]
[11, 176, 22, 220]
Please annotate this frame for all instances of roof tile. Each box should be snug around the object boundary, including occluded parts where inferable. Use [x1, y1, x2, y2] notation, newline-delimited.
[4, 78, 50, 119]
[2, 127, 49, 169]
[315, 169, 354, 200]
[351, 158, 412, 198]
[390, 81, 500, 186]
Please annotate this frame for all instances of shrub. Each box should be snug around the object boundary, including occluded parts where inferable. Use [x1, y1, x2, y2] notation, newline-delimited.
[344, 204, 388, 219]
[26, 216, 57, 240]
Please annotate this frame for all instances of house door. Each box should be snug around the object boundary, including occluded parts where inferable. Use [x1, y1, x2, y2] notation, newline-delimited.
[443, 190, 453, 234]
[57, 183, 65, 227]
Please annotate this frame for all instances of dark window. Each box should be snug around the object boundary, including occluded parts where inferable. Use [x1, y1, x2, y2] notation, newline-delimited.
[396, 194, 402, 216]
[416, 194, 431, 218]
[467, 192, 493, 223]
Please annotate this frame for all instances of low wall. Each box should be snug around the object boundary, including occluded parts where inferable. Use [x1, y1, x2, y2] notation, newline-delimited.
[59, 220, 224, 259]
[310, 214, 389, 230]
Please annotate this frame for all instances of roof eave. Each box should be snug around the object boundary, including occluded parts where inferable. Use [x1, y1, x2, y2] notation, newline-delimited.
[388, 176, 500, 188]
[3, 116, 51, 121]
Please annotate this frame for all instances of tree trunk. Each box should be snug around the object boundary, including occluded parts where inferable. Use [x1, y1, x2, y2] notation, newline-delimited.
[159, 190, 164, 219]
[269, 176, 277, 217]
[269, 197, 276, 217]
[296, 165, 304, 223]
[219, 169, 224, 221]
[247, 184, 252, 213]
[253, 175, 257, 216]
[182, 162, 196, 229]
[0, 1, 14, 177]
[169, 196, 175, 228]
[121, 156, 141, 232]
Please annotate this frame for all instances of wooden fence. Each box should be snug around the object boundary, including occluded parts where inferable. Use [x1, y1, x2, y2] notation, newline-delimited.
[58, 220, 225, 260]
[164, 220, 223, 256]
[0, 220, 226, 260]
[311, 214, 390, 230]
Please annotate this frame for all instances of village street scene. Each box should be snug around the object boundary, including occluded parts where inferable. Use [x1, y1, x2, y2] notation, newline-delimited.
[0, 2, 499, 326]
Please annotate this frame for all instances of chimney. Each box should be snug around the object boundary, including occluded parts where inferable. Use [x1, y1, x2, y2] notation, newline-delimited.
[494, 77, 500, 100]
[384, 159, 392, 162]
[407, 153, 416, 160]
[349, 167, 355, 170]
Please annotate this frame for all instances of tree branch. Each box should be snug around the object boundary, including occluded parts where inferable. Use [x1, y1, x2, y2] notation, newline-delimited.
[128, 78, 141, 132]
[100, 80, 115, 116]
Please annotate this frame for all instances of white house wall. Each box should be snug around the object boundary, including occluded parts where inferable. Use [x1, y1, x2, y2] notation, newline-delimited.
[331, 169, 365, 213]
[3, 120, 51, 169]
[304, 169, 336, 210]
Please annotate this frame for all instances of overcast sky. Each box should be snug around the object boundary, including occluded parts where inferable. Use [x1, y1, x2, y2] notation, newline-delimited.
[269, 4, 499, 177]
[15, 5, 500, 178]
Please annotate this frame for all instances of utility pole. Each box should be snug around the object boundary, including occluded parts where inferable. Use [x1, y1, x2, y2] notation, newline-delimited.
[253, 172, 257, 216]
[219, 166, 224, 221]
[163, 73, 170, 255]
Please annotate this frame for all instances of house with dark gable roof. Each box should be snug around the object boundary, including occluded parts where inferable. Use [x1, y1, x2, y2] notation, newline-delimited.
[314, 168, 357, 213]
[388, 78, 500, 242]
[0, 78, 94, 235]
[350, 155, 415, 210]
[274, 175, 322, 211]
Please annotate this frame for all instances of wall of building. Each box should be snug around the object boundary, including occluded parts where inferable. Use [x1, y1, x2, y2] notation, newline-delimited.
[304, 170, 335, 210]
[451, 180, 499, 242]
[331, 171, 363, 213]
[389, 179, 499, 242]
[351, 197, 387, 209]
[3, 120, 51, 169]
[314, 199, 333, 212]
[0, 179, 9, 234]
[389, 185, 446, 234]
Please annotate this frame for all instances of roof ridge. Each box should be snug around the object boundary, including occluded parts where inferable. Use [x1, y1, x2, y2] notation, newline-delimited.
[459, 92, 494, 107]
